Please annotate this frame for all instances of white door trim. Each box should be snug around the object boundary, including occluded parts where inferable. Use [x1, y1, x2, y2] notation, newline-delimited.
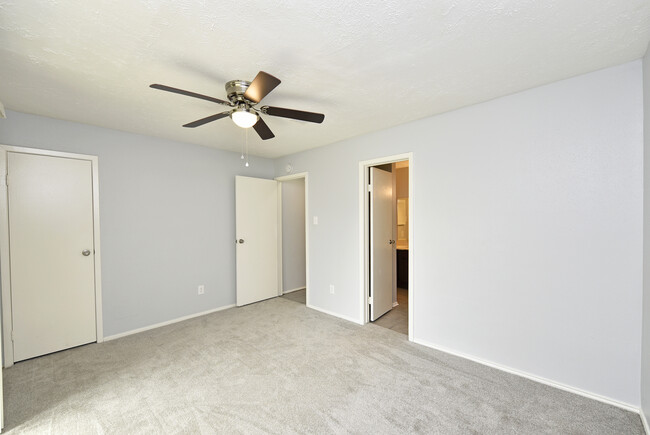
[275, 172, 310, 306]
[359, 153, 413, 340]
[0, 145, 104, 367]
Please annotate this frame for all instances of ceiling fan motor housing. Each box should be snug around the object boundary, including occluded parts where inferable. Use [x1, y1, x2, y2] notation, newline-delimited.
[225, 80, 252, 104]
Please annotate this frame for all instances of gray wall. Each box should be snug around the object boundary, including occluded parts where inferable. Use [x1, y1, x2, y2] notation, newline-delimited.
[642, 46, 650, 427]
[274, 61, 644, 406]
[281, 178, 306, 292]
[0, 111, 275, 337]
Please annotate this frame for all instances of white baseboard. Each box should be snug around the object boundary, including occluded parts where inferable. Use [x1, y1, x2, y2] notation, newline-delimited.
[307, 303, 364, 325]
[392, 301, 399, 307]
[412, 337, 639, 414]
[282, 286, 306, 295]
[104, 304, 236, 341]
[641, 409, 649, 435]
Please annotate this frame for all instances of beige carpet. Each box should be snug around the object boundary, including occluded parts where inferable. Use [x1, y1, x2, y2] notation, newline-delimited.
[3, 297, 643, 434]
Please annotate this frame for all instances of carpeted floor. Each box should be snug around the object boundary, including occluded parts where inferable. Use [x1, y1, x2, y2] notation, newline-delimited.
[3, 297, 643, 434]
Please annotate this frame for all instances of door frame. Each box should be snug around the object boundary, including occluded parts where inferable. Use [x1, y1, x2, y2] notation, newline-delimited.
[275, 172, 310, 306]
[0, 145, 104, 367]
[359, 153, 413, 340]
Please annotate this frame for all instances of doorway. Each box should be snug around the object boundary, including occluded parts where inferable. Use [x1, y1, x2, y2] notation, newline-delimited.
[359, 153, 413, 340]
[0, 145, 104, 367]
[234, 173, 309, 308]
[276, 173, 309, 306]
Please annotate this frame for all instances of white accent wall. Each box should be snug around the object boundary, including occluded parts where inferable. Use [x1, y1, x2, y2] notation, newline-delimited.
[642, 46, 650, 427]
[0, 111, 275, 337]
[281, 178, 306, 293]
[274, 61, 644, 406]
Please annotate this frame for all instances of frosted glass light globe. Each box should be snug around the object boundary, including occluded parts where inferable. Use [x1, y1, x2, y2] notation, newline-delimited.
[231, 109, 258, 128]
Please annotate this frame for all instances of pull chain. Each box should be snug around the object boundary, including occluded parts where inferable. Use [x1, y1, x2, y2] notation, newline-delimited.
[245, 128, 250, 167]
[240, 127, 245, 160]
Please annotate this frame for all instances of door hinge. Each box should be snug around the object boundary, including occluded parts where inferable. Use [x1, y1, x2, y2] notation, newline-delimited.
[11, 330, 14, 341]
[368, 296, 373, 305]
[1, 173, 7, 187]
[368, 183, 372, 192]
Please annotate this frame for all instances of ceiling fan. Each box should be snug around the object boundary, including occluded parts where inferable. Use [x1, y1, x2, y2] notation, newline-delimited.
[150, 71, 325, 140]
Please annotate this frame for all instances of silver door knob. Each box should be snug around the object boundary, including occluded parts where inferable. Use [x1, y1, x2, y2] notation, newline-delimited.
[82, 249, 91, 256]
[238, 239, 245, 244]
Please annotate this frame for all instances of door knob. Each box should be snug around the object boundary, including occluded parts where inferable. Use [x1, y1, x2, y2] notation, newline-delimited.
[82, 249, 91, 256]
[389, 240, 395, 245]
[238, 239, 245, 244]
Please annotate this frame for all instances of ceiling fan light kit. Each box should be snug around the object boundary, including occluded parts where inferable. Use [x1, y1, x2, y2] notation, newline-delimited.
[231, 108, 258, 128]
[150, 71, 325, 140]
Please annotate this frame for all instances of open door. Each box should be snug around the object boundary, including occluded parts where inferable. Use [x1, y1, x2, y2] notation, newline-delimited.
[370, 167, 394, 320]
[235, 176, 279, 306]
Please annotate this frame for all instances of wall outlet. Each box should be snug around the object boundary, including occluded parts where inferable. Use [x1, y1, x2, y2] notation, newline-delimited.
[198, 285, 205, 295]
[329, 284, 335, 294]
[313, 216, 319, 225]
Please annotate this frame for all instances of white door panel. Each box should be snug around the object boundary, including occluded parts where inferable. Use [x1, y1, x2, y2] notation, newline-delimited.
[8, 152, 97, 361]
[236, 176, 278, 306]
[370, 167, 394, 321]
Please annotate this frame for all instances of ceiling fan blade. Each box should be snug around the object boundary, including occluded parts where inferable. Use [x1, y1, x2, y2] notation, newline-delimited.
[150, 84, 232, 106]
[243, 71, 281, 104]
[262, 106, 325, 123]
[253, 116, 275, 140]
[183, 111, 231, 128]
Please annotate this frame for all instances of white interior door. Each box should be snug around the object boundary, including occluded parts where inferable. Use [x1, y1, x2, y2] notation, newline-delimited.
[236, 176, 279, 306]
[370, 167, 394, 321]
[8, 152, 97, 362]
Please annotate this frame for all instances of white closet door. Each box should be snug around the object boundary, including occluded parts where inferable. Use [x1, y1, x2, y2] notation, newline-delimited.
[8, 152, 97, 362]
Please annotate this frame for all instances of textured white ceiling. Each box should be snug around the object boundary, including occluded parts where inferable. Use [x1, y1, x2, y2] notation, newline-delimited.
[1, 1, 649, 158]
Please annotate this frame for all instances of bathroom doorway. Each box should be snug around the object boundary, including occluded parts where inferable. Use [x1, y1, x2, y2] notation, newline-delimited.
[359, 153, 412, 339]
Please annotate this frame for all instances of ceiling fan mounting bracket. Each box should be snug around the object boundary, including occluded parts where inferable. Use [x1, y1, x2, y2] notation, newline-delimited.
[225, 80, 253, 104]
